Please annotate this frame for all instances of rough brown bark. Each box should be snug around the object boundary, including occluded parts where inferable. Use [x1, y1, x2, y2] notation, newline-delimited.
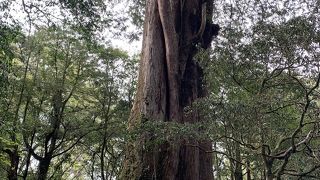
[121, 0, 219, 179]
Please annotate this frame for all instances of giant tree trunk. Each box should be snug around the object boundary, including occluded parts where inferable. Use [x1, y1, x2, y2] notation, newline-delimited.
[121, 0, 219, 179]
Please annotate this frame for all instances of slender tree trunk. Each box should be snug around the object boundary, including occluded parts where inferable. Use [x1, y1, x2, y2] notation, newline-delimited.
[6, 147, 19, 180]
[7, 45, 30, 180]
[100, 133, 107, 180]
[246, 159, 251, 180]
[234, 142, 243, 180]
[90, 151, 97, 180]
[36, 90, 62, 180]
[213, 142, 221, 180]
[121, 0, 219, 179]
[22, 148, 32, 180]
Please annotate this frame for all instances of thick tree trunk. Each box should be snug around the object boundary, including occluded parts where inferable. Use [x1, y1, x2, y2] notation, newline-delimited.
[37, 157, 52, 180]
[121, 0, 218, 179]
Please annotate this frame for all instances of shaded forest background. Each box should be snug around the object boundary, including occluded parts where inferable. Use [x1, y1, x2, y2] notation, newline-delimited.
[1, 0, 320, 179]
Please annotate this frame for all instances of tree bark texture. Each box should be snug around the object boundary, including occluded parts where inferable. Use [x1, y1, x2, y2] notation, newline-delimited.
[121, 0, 219, 179]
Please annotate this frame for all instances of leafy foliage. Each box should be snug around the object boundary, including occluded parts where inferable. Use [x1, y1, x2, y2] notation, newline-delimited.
[1, 0, 320, 179]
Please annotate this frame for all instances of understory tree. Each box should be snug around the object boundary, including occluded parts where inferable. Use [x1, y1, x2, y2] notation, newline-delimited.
[200, 0, 320, 179]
